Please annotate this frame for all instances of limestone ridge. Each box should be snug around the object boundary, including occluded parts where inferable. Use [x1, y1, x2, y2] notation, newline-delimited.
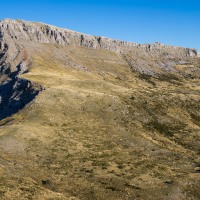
[0, 18, 199, 120]
[0, 18, 198, 57]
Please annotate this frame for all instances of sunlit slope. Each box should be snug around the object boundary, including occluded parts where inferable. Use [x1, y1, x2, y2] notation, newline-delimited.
[0, 43, 200, 200]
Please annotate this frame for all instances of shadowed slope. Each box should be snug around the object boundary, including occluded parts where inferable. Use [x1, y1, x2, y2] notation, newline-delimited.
[0, 67, 41, 121]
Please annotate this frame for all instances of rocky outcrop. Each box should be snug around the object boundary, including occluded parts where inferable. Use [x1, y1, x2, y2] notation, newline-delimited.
[0, 18, 199, 120]
[0, 65, 41, 120]
[0, 19, 43, 120]
[0, 18, 198, 57]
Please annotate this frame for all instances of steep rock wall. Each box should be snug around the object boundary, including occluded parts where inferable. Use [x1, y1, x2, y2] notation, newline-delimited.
[0, 18, 197, 58]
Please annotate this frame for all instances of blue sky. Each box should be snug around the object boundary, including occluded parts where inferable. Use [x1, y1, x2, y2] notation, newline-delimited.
[0, 0, 199, 51]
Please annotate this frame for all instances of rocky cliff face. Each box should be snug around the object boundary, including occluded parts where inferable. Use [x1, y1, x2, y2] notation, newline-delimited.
[0, 18, 199, 119]
[0, 18, 198, 57]
[0, 19, 45, 120]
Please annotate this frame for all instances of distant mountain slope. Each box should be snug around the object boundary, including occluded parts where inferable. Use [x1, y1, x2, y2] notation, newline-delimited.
[0, 19, 200, 200]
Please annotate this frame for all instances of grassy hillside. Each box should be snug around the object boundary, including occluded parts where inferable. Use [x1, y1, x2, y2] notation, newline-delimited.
[0, 43, 200, 200]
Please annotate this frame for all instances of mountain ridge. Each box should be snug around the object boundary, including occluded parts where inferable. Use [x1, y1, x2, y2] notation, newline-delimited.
[0, 18, 198, 56]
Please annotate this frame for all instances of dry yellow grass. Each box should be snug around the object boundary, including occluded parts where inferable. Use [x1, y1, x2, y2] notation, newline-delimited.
[0, 43, 200, 200]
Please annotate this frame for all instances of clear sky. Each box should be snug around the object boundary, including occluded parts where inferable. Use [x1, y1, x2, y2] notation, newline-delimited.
[0, 0, 199, 51]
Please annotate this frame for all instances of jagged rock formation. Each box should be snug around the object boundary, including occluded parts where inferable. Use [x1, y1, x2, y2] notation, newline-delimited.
[0, 19, 44, 120]
[0, 63, 41, 120]
[0, 18, 197, 56]
[0, 18, 198, 78]
[0, 18, 197, 119]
